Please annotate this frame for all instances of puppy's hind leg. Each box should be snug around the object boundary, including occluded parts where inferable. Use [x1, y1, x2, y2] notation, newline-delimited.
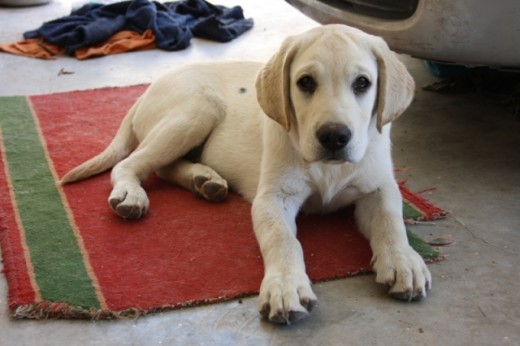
[157, 159, 228, 202]
[109, 112, 222, 219]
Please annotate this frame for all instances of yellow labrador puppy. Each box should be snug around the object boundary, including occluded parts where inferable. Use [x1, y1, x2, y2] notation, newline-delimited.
[62, 24, 430, 324]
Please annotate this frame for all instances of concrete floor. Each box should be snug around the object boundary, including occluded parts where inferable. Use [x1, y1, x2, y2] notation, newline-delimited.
[1, 1, 519, 345]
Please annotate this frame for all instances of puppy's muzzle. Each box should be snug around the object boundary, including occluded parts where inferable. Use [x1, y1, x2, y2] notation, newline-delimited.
[316, 122, 351, 151]
[315, 122, 352, 163]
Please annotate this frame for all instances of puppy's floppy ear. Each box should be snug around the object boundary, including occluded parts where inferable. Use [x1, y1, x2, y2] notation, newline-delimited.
[255, 36, 300, 132]
[370, 36, 415, 132]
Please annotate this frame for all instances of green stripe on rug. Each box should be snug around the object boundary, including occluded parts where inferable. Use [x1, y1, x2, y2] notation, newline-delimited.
[403, 202, 423, 220]
[406, 229, 438, 260]
[0, 96, 100, 308]
[403, 203, 439, 260]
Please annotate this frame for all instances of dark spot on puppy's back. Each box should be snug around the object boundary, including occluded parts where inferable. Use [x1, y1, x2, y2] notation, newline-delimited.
[239, 87, 247, 94]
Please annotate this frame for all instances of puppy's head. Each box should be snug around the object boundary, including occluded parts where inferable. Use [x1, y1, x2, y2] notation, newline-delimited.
[256, 24, 415, 164]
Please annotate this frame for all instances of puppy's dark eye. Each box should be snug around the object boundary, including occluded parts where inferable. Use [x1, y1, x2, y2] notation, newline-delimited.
[352, 76, 371, 95]
[297, 75, 317, 93]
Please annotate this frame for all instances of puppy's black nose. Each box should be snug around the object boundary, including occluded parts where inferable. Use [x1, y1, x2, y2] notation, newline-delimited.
[316, 123, 351, 151]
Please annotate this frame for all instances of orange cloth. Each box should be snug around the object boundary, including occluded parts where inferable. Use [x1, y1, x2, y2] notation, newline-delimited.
[75, 29, 156, 59]
[0, 30, 157, 60]
[0, 38, 64, 59]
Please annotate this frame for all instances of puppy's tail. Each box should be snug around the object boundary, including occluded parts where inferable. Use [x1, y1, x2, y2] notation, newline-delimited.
[60, 104, 138, 185]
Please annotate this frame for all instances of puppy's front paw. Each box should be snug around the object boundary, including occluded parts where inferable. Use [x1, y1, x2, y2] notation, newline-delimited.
[258, 271, 317, 324]
[372, 245, 432, 301]
[109, 183, 149, 219]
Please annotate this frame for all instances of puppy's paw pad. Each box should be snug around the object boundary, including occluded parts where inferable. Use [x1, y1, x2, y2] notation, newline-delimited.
[109, 196, 124, 211]
[115, 204, 146, 219]
[192, 175, 228, 202]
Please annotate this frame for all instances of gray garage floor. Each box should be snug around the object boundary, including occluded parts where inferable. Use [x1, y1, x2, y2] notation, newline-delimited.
[1, 1, 519, 345]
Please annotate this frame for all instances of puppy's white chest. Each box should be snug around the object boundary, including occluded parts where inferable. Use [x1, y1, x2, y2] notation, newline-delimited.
[303, 164, 362, 213]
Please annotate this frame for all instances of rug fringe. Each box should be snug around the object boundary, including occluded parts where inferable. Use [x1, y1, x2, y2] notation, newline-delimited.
[399, 181, 449, 221]
[12, 302, 142, 320]
[11, 293, 260, 320]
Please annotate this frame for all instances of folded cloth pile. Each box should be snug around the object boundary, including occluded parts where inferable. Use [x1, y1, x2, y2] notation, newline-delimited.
[0, 0, 253, 59]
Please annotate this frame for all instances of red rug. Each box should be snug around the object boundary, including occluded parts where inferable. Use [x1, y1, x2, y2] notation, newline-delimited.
[0, 86, 446, 319]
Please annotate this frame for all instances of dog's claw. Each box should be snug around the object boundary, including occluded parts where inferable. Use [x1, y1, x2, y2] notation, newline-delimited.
[261, 306, 309, 325]
[260, 303, 270, 318]
[288, 309, 309, 323]
[301, 297, 317, 312]
[270, 310, 289, 324]
[389, 289, 426, 302]
[386, 285, 428, 302]
[268, 307, 311, 325]
[374, 246, 432, 302]
[258, 272, 317, 325]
